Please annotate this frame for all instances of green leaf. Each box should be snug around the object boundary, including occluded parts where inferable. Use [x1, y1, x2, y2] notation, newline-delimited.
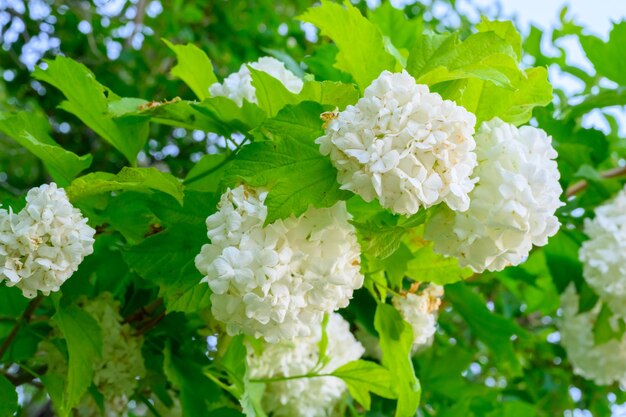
[192, 97, 267, 136]
[563, 87, 626, 120]
[250, 68, 359, 117]
[33, 56, 148, 164]
[593, 303, 626, 345]
[0, 374, 17, 417]
[543, 230, 585, 294]
[67, 167, 184, 205]
[406, 31, 518, 88]
[108, 98, 224, 133]
[164, 40, 218, 100]
[445, 282, 524, 375]
[185, 154, 230, 193]
[368, 2, 423, 51]
[0, 112, 92, 186]
[579, 21, 626, 85]
[53, 304, 102, 416]
[226, 102, 350, 223]
[299, 0, 398, 90]
[163, 345, 223, 417]
[455, 66, 552, 125]
[297, 80, 360, 110]
[476, 18, 523, 60]
[331, 360, 396, 410]
[374, 303, 420, 417]
[406, 243, 473, 285]
[218, 335, 266, 417]
[123, 224, 211, 313]
[249, 67, 299, 116]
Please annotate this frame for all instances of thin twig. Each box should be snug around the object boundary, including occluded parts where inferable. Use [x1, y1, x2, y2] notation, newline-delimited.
[0, 296, 44, 361]
[135, 311, 166, 336]
[566, 165, 626, 197]
[123, 298, 163, 324]
[183, 136, 251, 185]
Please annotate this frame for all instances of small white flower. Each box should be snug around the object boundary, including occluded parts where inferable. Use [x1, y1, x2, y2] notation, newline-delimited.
[579, 185, 626, 318]
[424, 118, 563, 272]
[195, 185, 363, 343]
[209, 56, 303, 106]
[0, 183, 96, 298]
[392, 284, 443, 348]
[79, 293, 146, 403]
[248, 313, 365, 417]
[316, 70, 477, 215]
[559, 284, 626, 386]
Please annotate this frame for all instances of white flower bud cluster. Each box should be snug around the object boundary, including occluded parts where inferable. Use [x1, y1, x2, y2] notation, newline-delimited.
[316, 70, 478, 215]
[209, 56, 304, 106]
[559, 284, 626, 386]
[0, 183, 96, 298]
[579, 186, 626, 318]
[80, 293, 146, 414]
[424, 118, 563, 272]
[392, 284, 444, 348]
[195, 185, 363, 343]
[248, 313, 364, 417]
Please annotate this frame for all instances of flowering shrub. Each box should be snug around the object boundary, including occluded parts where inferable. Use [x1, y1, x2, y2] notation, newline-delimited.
[0, 1, 625, 416]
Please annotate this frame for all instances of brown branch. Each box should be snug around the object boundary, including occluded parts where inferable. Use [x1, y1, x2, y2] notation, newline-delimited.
[135, 311, 166, 336]
[0, 296, 44, 361]
[123, 298, 163, 324]
[566, 165, 626, 197]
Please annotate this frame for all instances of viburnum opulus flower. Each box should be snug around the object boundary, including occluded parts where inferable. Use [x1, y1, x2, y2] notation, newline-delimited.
[77, 293, 146, 416]
[209, 56, 303, 106]
[392, 284, 444, 348]
[247, 313, 364, 417]
[578, 185, 626, 318]
[0, 183, 96, 297]
[36, 293, 146, 416]
[559, 284, 626, 386]
[194, 185, 363, 343]
[316, 70, 477, 216]
[424, 118, 563, 272]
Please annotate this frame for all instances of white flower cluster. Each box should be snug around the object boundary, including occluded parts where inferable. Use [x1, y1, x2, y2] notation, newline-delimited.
[80, 293, 146, 412]
[0, 183, 96, 298]
[559, 284, 626, 386]
[195, 185, 364, 343]
[392, 284, 444, 348]
[209, 56, 303, 106]
[424, 118, 563, 272]
[316, 70, 477, 215]
[579, 186, 626, 318]
[248, 313, 364, 417]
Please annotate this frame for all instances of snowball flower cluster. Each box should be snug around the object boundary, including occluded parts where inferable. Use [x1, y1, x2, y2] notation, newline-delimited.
[194, 185, 363, 343]
[424, 118, 563, 272]
[316, 70, 477, 215]
[559, 284, 626, 386]
[392, 284, 444, 348]
[209, 56, 303, 106]
[578, 186, 626, 318]
[248, 313, 364, 417]
[78, 293, 146, 416]
[0, 183, 96, 297]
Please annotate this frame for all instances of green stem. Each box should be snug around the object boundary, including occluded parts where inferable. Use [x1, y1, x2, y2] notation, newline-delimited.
[183, 136, 251, 186]
[138, 394, 164, 417]
[205, 372, 238, 395]
[249, 372, 332, 384]
[365, 276, 403, 297]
